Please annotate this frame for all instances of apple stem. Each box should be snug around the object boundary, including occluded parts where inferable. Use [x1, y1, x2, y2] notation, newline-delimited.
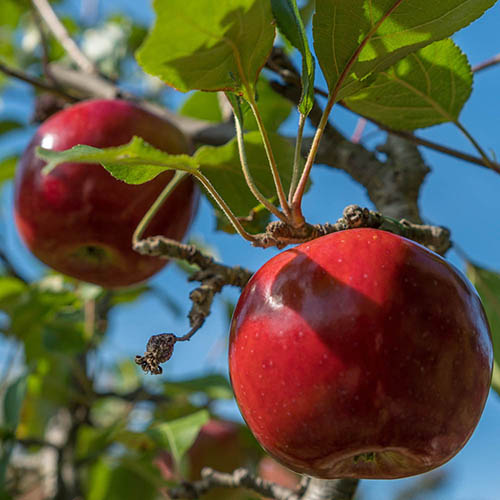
[193, 171, 259, 243]
[301, 478, 359, 500]
[232, 98, 289, 222]
[288, 113, 306, 204]
[290, 92, 335, 227]
[132, 170, 188, 245]
[454, 119, 494, 170]
[246, 91, 291, 218]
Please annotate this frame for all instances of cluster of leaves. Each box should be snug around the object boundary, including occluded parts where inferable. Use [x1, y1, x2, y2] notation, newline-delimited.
[41, 0, 496, 236]
[0, 3, 268, 498]
[0, 269, 257, 498]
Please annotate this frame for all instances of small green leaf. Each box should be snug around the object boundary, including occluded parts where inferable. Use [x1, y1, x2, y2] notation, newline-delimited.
[36, 136, 199, 184]
[136, 0, 275, 94]
[271, 0, 315, 115]
[3, 375, 27, 432]
[0, 120, 24, 135]
[195, 131, 299, 226]
[313, 0, 497, 101]
[344, 39, 472, 130]
[0, 156, 17, 185]
[147, 409, 209, 466]
[0, 375, 27, 486]
[86, 457, 159, 500]
[0, 276, 27, 302]
[42, 314, 87, 354]
[163, 374, 234, 400]
[467, 263, 500, 396]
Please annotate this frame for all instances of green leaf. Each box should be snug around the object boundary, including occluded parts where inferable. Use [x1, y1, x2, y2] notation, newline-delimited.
[195, 131, 298, 223]
[3, 375, 27, 432]
[313, 0, 497, 101]
[271, 0, 315, 115]
[42, 314, 87, 354]
[344, 39, 472, 130]
[467, 263, 500, 396]
[164, 374, 234, 400]
[147, 409, 209, 466]
[0, 120, 24, 135]
[180, 92, 224, 123]
[0, 375, 27, 487]
[136, 0, 275, 94]
[36, 136, 199, 183]
[86, 457, 159, 500]
[0, 276, 27, 303]
[0, 156, 17, 185]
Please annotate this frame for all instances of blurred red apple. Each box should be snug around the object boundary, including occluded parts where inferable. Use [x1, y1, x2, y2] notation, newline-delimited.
[14, 99, 198, 288]
[258, 456, 300, 497]
[155, 419, 257, 500]
[229, 228, 493, 479]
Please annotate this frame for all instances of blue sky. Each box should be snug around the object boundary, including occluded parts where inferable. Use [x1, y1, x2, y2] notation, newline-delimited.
[1, 1, 499, 498]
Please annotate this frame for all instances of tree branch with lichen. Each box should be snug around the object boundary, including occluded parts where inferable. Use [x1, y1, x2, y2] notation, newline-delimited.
[133, 204, 449, 375]
[167, 467, 358, 500]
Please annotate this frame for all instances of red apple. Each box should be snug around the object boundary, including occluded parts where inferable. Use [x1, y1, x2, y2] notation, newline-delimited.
[14, 99, 199, 288]
[229, 228, 493, 479]
[155, 419, 258, 500]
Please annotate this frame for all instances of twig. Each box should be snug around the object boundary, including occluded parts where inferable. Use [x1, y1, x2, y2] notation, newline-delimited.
[31, 8, 52, 79]
[370, 122, 500, 174]
[472, 53, 500, 73]
[267, 47, 500, 175]
[168, 467, 301, 500]
[168, 468, 358, 500]
[133, 205, 449, 374]
[251, 204, 450, 254]
[0, 61, 77, 100]
[133, 238, 253, 375]
[31, 0, 97, 74]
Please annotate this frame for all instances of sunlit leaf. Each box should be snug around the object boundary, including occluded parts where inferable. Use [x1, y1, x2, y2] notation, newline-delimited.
[136, 0, 275, 94]
[36, 136, 199, 183]
[344, 39, 472, 130]
[313, 0, 497, 101]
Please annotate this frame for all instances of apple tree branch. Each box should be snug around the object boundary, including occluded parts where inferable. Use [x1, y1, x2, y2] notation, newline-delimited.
[167, 467, 358, 500]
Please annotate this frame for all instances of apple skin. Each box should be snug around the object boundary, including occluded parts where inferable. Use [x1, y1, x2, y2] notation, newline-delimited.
[229, 228, 493, 479]
[14, 99, 199, 288]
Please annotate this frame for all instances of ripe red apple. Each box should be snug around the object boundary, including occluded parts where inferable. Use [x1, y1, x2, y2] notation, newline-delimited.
[229, 228, 493, 479]
[14, 99, 199, 288]
[155, 419, 257, 500]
